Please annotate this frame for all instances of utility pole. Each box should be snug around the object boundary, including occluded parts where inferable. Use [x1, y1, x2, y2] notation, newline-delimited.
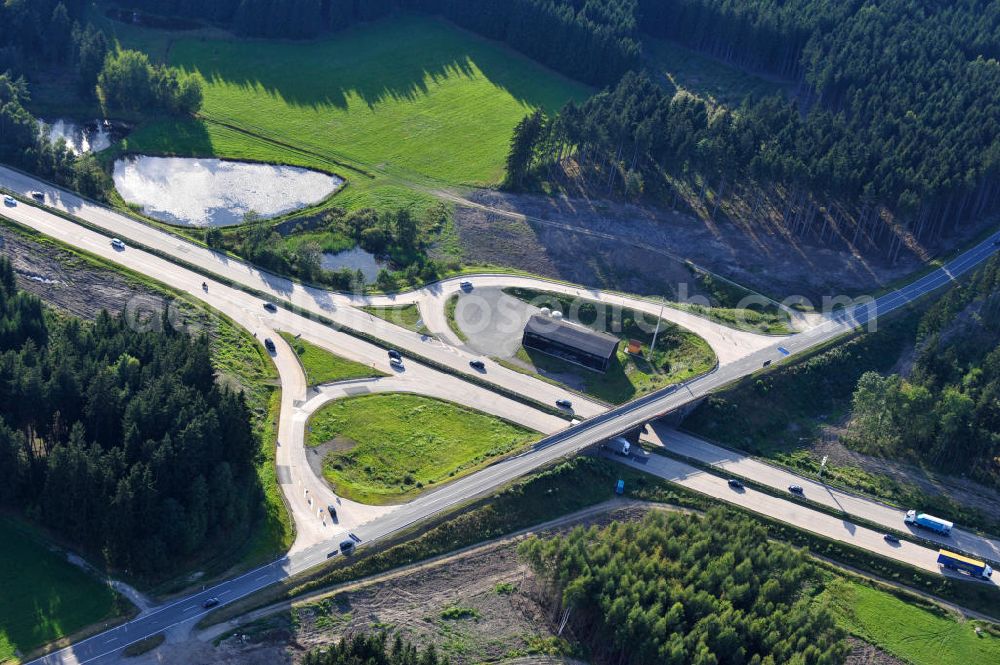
[648, 299, 666, 360]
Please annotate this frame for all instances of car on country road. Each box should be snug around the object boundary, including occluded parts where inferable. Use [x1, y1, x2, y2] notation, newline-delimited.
[788, 485, 804, 494]
[202, 597, 219, 608]
[884, 533, 900, 544]
[30, 191, 44, 202]
[555, 398, 573, 409]
[3, 195, 15, 206]
[727, 479, 744, 490]
[469, 359, 485, 371]
[110, 238, 125, 250]
[264, 338, 276, 353]
[263, 301, 277, 312]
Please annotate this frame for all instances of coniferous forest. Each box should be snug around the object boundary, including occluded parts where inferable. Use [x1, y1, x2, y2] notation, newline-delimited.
[519, 510, 848, 665]
[113, 1, 1000, 262]
[301, 633, 448, 665]
[0, 258, 261, 576]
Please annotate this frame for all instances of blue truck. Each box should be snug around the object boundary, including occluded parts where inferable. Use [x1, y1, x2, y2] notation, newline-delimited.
[904, 510, 953, 536]
[937, 549, 993, 579]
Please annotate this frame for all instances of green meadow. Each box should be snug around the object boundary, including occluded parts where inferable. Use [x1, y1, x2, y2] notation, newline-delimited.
[0, 518, 121, 663]
[823, 577, 1000, 665]
[117, 13, 591, 212]
[306, 393, 538, 504]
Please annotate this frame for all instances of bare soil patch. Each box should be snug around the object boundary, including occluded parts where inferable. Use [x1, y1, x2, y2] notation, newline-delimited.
[845, 637, 906, 665]
[0, 224, 158, 319]
[447, 189, 946, 301]
[306, 436, 358, 488]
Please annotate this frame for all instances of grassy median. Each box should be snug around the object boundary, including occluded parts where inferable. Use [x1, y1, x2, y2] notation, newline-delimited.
[278, 332, 384, 386]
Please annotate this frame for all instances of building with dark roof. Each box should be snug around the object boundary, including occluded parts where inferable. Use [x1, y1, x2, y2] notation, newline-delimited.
[522, 313, 620, 372]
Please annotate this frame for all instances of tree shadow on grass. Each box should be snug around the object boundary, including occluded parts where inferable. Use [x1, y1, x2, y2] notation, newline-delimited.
[169, 13, 588, 113]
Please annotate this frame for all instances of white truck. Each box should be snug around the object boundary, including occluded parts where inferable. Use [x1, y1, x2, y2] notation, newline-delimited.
[604, 436, 631, 456]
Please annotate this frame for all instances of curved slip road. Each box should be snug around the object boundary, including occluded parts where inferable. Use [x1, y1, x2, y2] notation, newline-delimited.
[3, 173, 999, 662]
[0, 167, 778, 375]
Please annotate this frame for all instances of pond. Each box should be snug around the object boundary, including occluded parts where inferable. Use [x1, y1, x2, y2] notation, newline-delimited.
[41, 119, 119, 154]
[321, 246, 386, 282]
[112, 156, 343, 227]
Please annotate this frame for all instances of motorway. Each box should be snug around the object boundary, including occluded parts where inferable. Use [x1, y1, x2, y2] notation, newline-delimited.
[3, 170, 999, 663]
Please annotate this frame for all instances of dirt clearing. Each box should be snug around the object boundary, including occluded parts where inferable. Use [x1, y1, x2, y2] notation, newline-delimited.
[0, 223, 158, 319]
[445, 189, 939, 302]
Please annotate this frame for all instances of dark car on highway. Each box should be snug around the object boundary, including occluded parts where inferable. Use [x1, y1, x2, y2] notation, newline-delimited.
[555, 399, 573, 409]
[202, 597, 220, 608]
[388, 349, 402, 361]
[327, 504, 337, 520]
[884, 533, 900, 544]
[30, 191, 44, 202]
[727, 479, 744, 490]
[339, 539, 355, 555]
[788, 485, 804, 494]
[460, 281, 473, 290]
[469, 359, 485, 371]
[264, 338, 276, 353]
[263, 302, 278, 312]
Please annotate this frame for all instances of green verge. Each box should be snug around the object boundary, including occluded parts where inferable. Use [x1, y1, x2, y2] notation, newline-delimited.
[822, 577, 1000, 665]
[0, 517, 124, 663]
[361, 304, 432, 337]
[500, 287, 717, 404]
[114, 12, 591, 216]
[277, 331, 385, 387]
[306, 393, 539, 504]
[443, 294, 469, 342]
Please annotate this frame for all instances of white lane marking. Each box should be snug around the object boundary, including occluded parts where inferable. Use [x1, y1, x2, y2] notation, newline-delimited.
[183, 605, 197, 612]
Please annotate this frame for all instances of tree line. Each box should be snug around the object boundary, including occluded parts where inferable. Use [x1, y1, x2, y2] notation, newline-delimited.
[301, 633, 447, 665]
[504, 0, 1000, 262]
[121, 0, 640, 85]
[206, 205, 453, 292]
[519, 510, 848, 665]
[849, 254, 1000, 486]
[0, 2, 202, 199]
[0, 258, 263, 577]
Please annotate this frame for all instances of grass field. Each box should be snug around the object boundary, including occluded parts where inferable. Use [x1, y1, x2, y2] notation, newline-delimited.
[278, 332, 384, 386]
[500, 288, 717, 404]
[115, 13, 591, 213]
[306, 393, 538, 504]
[822, 578, 1000, 665]
[0, 518, 122, 663]
[362, 304, 432, 337]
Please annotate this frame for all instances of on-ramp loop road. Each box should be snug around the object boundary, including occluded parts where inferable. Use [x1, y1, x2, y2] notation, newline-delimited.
[4, 170, 1000, 664]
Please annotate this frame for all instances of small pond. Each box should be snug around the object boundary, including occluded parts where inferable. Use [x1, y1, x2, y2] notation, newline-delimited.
[41, 119, 119, 154]
[321, 246, 386, 282]
[113, 156, 343, 227]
